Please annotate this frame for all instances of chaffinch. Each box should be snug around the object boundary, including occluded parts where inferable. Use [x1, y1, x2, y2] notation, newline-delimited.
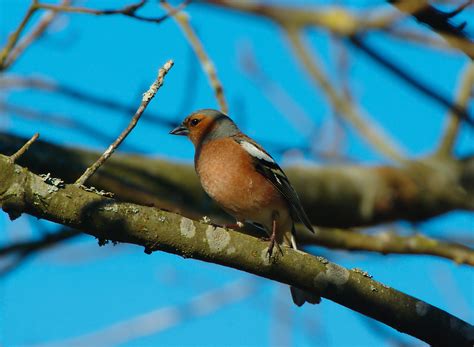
[170, 109, 319, 306]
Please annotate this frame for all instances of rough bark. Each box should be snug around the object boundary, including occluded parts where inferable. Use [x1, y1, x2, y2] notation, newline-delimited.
[0, 154, 473, 346]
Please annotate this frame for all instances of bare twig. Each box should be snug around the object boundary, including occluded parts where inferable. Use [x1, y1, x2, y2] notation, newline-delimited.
[203, 1, 406, 35]
[9, 133, 39, 163]
[299, 227, 474, 266]
[74, 60, 174, 186]
[0, 3, 38, 70]
[286, 28, 406, 162]
[386, 27, 474, 57]
[34, 0, 188, 24]
[3, 0, 71, 70]
[437, 63, 474, 156]
[0, 228, 79, 276]
[238, 44, 317, 138]
[0, 101, 144, 152]
[0, 0, 182, 71]
[388, 0, 474, 59]
[162, 1, 228, 113]
[349, 35, 474, 127]
[0, 76, 176, 128]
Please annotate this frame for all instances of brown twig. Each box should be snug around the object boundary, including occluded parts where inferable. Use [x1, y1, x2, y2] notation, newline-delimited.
[386, 27, 474, 57]
[388, 0, 474, 59]
[0, 2, 38, 70]
[285, 28, 406, 162]
[162, 1, 228, 114]
[3, 0, 72, 70]
[0, 0, 182, 71]
[238, 44, 317, 138]
[9, 133, 39, 163]
[33, 0, 188, 24]
[0, 76, 177, 129]
[437, 62, 474, 156]
[299, 227, 474, 266]
[349, 35, 474, 126]
[0, 228, 80, 276]
[74, 60, 174, 186]
[203, 0, 406, 35]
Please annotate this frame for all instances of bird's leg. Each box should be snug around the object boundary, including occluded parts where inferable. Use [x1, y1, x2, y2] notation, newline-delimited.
[267, 212, 283, 257]
[267, 219, 277, 257]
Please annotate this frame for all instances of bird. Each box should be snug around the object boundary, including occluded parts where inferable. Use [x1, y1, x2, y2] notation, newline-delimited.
[170, 109, 320, 306]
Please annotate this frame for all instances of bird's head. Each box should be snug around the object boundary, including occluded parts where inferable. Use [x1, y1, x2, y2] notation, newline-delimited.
[170, 109, 239, 146]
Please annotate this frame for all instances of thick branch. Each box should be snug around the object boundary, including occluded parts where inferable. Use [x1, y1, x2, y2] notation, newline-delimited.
[0, 154, 472, 346]
[0, 133, 472, 228]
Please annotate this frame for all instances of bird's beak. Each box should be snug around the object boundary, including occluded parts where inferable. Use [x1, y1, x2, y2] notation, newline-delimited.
[169, 124, 189, 136]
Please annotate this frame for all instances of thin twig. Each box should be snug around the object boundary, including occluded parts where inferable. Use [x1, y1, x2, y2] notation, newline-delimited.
[0, 76, 176, 128]
[34, 0, 190, 23]
[74, 60, 174, 186]
[286, 28, 406, 162]
[0, 101, 143, 151]
[299, 227, 474, 266]
[388, 0, 474, 59]
[0, 0, 183, 71]
[0, 3, 38, 70]
[238, 44, 317, 138]
[437, 63, 474, 156]
[9, 133, 39, 163]
[386, 27, 474, 56]
[162, 1, 228, 114]
[349, 35, 474, 127]
[3, 0, 71, 70]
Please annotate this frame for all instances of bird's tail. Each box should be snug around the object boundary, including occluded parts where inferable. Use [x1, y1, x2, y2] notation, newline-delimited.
[288, 230, 321, 307]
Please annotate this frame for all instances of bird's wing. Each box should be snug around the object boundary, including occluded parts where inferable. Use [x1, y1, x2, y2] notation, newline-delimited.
[233, 135, 314, 233]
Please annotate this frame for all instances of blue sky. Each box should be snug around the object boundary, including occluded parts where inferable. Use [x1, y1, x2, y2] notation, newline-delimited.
[1, 1, 473, 346]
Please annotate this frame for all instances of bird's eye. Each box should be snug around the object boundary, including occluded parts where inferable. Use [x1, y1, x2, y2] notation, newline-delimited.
[190, 118, 200, 126]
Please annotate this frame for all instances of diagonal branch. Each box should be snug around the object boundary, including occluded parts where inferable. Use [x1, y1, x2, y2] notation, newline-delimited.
[437, 62, 474, 156]
[161, 1, 228, 113]
[285, 28, 406, 162]
[349, 35, 474, 126]
[0, 154, 473, 346]
[3, 0, 71, 70]
[74, 60, 174, 186]
[388, 0, 474, 59]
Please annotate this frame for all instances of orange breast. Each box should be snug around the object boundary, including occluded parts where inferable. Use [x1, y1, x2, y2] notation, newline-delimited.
[195, 138, 288, 226]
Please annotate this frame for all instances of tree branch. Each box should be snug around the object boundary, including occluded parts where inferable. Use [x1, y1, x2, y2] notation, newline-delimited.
[300, 227, 474, 266]
[74, 60, 174, 186]
[0, 133, 472, 228]
[162, 1, 228, 113]
[437, 62, 474, 156]
[3, 0, 71, 70]
[0, 154, 472, 346]
[388, 0, 474, 59]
